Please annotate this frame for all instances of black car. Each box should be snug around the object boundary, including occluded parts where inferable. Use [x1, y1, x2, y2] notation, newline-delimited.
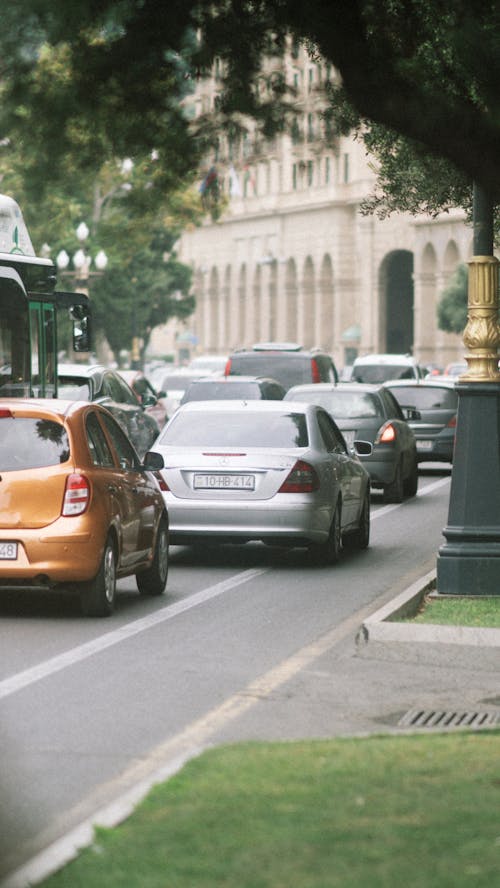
[57, 363, 160, 458]
[284, 382, 418, 502]
[224, 342, 338, 391]
[180, 375, 286, 404]
[384, 380, 458, 463]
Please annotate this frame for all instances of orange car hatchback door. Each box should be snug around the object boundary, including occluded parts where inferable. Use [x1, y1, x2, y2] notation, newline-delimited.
[0, 409, 71, 529]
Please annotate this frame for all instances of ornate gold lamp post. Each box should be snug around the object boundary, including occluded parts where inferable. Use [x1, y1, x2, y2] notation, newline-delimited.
[437, 184, 500, 594]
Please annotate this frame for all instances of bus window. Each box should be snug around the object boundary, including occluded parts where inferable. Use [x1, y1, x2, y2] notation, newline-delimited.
[29, 302, 57, 397]
[0, 282, 30, 396]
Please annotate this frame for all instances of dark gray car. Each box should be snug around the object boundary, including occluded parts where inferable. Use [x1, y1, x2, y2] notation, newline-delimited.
[384, 380, 457, 463]
[180, 375, 286, 404]
[57, 363, 160, 458]
[285, 382, 418, 502]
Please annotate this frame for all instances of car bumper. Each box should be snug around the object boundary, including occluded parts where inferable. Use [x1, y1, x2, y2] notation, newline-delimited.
[357, 449, 397, 487]
[0, 522, 103, 586]
[414, 435, 454, 462]
[164, 494, 332, 546]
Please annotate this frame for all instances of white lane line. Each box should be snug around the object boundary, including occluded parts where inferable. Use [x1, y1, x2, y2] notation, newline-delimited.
[0, 593, 394, 888]
[371, 474, 450, 520]
[0, 568, 267, 702]
[0, 475, 450, 703]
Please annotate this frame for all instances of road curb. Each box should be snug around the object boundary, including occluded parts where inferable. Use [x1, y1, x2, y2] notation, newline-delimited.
[356, 569, 500, 670]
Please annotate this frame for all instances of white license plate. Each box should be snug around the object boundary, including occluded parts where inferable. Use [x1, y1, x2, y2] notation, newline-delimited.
[194, 473, 255, 490]
[0, 542, 17, 560]
[417, 440, 433, 451]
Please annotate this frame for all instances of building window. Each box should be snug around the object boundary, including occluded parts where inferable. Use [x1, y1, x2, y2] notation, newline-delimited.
[292, 163, 297, 190]
[307, 160, 314, 186]
[307, 113, 315, 141]
[343, 153, 349, 183]
[325, 156, 330, 184]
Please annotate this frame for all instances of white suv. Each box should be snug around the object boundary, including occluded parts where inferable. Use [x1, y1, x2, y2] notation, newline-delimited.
[351, 353, 425, 384]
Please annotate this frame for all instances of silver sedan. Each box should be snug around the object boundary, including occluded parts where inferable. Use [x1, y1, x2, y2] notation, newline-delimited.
[150, 400, 371, 563]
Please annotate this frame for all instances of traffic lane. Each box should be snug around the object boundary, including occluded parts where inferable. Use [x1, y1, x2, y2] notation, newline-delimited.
[0, 476, 451, 878]
[0, 470, 443, 677]
[0, 466, 446, 677]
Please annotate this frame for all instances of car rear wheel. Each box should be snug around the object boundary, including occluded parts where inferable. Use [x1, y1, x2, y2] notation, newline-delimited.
[383, 460, 404, 503]
[136, 516, 169, 596]
[343, 490, 370, 550]
[80, 534, 116, 617]
[403, 453, 419, 498]
[309, 502, 342, 565]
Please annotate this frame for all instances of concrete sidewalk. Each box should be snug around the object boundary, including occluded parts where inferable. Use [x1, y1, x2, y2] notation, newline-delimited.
[357, 568, 500, 672]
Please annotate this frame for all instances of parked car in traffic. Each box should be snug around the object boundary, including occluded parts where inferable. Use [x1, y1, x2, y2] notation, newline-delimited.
[117, 369, 169, 429]
[224, 342, 339, 391]
[150, 400, 371, 562]
[153, 370, 208, 416]
[284, 382, 418, 502]
[0, 399, 169, 616]
[351, 353, 425, 384]
[180, 375, 286, 405]
[383, 380, 458, 463]
[57, 363, 160, 457]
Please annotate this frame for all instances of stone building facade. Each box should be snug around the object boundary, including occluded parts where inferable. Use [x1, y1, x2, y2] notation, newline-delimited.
[171, 43, 470, 371]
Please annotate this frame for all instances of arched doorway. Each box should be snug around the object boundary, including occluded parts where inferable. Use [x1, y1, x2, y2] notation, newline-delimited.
[379, 250, 414, 353]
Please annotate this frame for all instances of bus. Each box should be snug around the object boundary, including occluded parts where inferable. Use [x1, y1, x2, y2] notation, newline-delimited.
[0, 194, 91, 397]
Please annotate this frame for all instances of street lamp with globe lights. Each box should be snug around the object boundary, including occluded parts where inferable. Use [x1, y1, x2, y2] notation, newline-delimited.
[56, 222, 108, 295]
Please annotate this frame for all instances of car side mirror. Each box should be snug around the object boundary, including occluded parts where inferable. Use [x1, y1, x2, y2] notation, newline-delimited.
[402, 406, 421, 421]
[353, 440, 373, 456]
[143, 451, 164, 470]
[141, 394, 157, 408]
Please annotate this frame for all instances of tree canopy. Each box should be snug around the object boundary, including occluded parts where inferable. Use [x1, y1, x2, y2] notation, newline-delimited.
[1, 1, 500, 207]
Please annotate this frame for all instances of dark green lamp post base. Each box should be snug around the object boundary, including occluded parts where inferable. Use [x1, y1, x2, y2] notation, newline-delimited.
[437, 382, 500, 595]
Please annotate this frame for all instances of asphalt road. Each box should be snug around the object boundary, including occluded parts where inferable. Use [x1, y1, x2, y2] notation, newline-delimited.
[0, 467, 453, 884]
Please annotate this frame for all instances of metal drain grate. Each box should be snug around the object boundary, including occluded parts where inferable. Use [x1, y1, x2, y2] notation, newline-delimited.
[398, 709, 499, 729]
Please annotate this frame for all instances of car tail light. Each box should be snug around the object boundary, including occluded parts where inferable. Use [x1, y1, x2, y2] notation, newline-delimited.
[447, 415, 457, 428]
[62, 473, 90, 516]
[311, 358, 321, 383]
[375, 422, 397, 444]
[279, 459, 319, 493]
[157, 473, 169, 492]
[224, 357, 232, 376]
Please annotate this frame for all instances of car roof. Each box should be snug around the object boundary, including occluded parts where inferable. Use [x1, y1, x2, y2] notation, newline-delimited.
[353, 353, 416, 365]
[287, 382, 384, 394]
[187, 375, 280, 384]
[173, 399, 315, 415]
[384, 379, 456, 388]
[58, 362, 107, 377]
[0, 397, 91, 420]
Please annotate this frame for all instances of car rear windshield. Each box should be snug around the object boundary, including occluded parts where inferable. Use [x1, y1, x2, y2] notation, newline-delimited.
[288, 389, 383, 419]
[353, 364, 416, 383]
[160, 411, 309, 448]
[182, 381, 260, 403]
[57, 377, 91, 399]
[389, 386, 458, 410]
[228, 354, 312, 389]
[0, 417, 70, 470]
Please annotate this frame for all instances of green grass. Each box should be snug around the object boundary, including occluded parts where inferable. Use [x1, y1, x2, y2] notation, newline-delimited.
[408, 596, 500, 628]
[38, 732, 500, 888]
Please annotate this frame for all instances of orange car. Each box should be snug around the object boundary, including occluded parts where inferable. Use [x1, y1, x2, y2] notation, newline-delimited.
[0, 399, 169, 616]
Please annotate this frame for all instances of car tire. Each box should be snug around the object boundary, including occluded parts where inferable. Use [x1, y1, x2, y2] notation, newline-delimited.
[309, 501, 342, 565]
[343, 490, 370, 550]
[383, 460, 404, 504]
[136, 516, 169, 596]
[80, 534, 116, 617]
[403, 452, 419, 498]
